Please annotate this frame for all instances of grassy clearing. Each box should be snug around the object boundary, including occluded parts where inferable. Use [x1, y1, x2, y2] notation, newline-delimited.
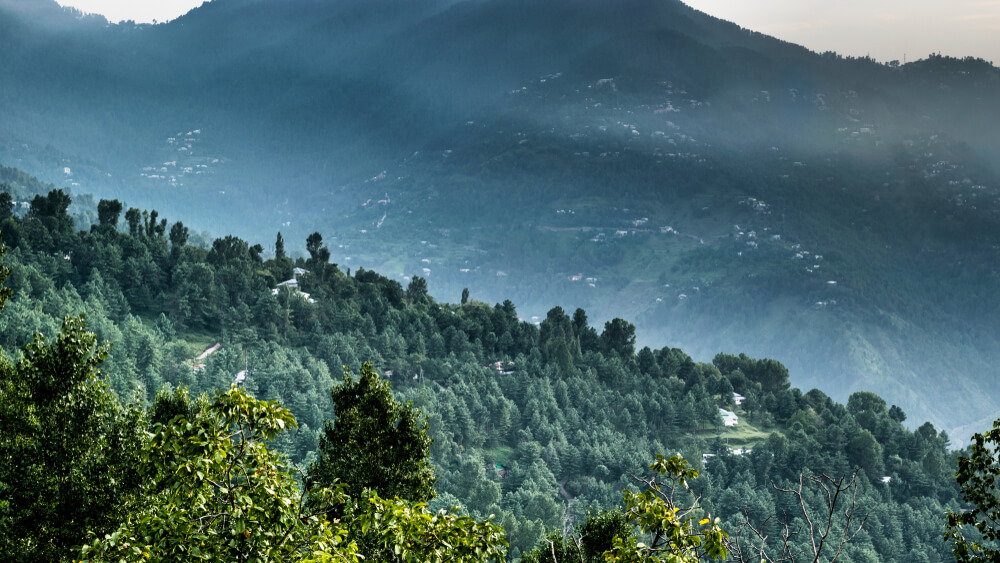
[715, 421, 774, 447]
[484, 445, 516, 466]
[132, 311, 218, 357]
[694, 418, 778, 452]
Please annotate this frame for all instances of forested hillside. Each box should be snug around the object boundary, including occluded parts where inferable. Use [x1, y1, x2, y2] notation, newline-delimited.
[0, 181, 969, 561]
[2, 0, 1000, 437]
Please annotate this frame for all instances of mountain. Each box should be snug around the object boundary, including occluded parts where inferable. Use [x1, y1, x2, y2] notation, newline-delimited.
[0, 162, 962, 562]
[1, 0, 999, 438]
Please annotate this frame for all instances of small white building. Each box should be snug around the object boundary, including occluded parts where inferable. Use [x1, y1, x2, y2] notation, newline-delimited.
[732, 393, 745, 406]
[271, 278, 315, 303]
[720, 408, 739, 427]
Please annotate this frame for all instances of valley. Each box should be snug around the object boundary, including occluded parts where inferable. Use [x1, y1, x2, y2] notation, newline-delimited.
[1, 0, 999, 439]
[2, 0, 999, 559]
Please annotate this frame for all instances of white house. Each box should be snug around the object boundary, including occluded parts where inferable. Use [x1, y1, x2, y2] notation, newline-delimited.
[271, 278, 316, 303]
[732, 393, 745, 406]
[720, 408, 739, 427]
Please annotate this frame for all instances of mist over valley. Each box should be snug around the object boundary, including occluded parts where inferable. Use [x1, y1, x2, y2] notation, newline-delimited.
[2, 0, 1000, 442]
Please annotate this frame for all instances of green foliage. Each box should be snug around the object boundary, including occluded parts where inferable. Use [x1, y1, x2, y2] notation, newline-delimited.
[4, 0, 1000, 445]
[605, 454, 727, 563]
[77, 386, 359, 563]
[96, 199, 122, 230]
[0, 316, 145, 562]
[407, 276, 430, 306]
[310, 362, 436, 503]
[601, 318, 636, 358]
[579, 509, 633, 561]
[0, 177, 969, 562]
[520, 508, 631, 563]
[351, 492, 506, 562]
[150, 383, 192, 427]
[946, 418, 1000, 562]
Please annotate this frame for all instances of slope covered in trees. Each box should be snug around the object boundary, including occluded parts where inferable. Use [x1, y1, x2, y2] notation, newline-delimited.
[2, 0, 1000, 438]
[0, 181, 971, 561]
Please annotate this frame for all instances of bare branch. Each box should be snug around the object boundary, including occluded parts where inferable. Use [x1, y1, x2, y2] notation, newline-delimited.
[726, 470, 867, 563]
[543, 537, 558, 563]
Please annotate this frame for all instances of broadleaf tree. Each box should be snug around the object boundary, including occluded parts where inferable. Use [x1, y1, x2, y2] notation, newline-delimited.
[77, 386, 360, 563]
[604, 454, 728, 563]
[946, 417, 1000, 562]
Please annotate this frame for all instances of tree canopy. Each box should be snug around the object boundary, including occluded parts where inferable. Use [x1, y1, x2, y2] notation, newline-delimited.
[309, 362, 436, 503]
[947, 418, 1000, 561]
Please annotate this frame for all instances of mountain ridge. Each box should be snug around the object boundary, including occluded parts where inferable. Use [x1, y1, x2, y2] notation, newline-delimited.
[1, 0, 999, 439]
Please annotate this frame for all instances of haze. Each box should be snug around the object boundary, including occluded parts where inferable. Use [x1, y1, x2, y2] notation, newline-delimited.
[56, 0, 205, 23]
[8, 0, 1000, 444]
[58, 0, 1000, 63]
[684, 0, 1000, 63]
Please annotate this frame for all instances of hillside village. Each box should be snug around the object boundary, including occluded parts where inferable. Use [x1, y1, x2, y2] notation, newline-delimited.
[139, 129, 223, 189]
[24, 45, 993, 439]
[330, 64, 1000, 328]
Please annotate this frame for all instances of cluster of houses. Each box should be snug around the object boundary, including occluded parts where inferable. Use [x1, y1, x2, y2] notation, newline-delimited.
[140, 128, 221, 187]
[739, 197, 771, 214]
[732, 219, 844, 304]
[836, 124, 876, 139]
[271, 267, 315, 303]
[568, 274, 599, 287]
[61, 167, 81, 188]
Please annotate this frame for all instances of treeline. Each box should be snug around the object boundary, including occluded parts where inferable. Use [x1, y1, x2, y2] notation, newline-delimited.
[0, 187, 967, 561]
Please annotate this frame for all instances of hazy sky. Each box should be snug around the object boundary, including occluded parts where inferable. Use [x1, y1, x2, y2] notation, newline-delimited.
[56, 0, 205, 24]
[58, 0, 1000, 63]
[684, 0, 1000, 63]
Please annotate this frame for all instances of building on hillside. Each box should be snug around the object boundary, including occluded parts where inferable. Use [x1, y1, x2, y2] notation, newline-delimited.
[491, 361, 516, 375]
[720, 408, 738, 427]
[732, 393, 745, 406]
[271, 277, 316, 303]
